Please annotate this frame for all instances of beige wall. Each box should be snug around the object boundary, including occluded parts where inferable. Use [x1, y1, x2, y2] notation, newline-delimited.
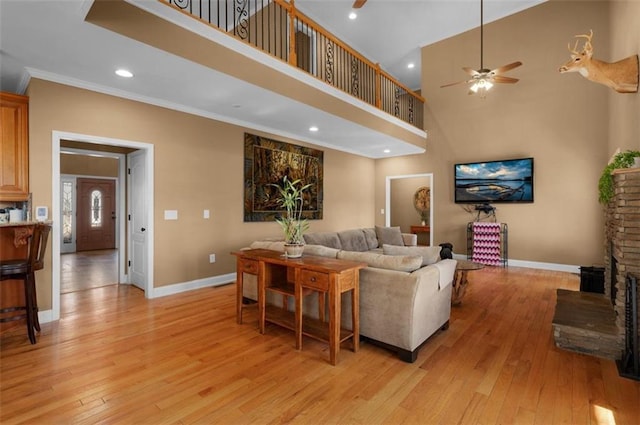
[377, 0, 618, 266]
[608, 0, 640, 154]
[27, 79, 375, 310]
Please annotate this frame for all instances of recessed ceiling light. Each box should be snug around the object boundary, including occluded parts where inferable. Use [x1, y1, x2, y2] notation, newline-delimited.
[309, 126, 319, 132]
[407, 63, 415, 69]
[383, 149, 391, 153]
[348, 12, 357, 20]
[115, 69, 133, 78]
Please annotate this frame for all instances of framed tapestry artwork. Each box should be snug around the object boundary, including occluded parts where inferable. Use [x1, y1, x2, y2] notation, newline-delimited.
[244, 133, 323, 222]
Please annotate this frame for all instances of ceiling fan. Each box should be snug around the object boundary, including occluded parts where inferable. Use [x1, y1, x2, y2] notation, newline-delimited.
[440, 0, 522, 96]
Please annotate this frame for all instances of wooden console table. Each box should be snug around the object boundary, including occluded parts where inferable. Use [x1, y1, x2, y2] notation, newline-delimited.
[232, 249, 366, 365]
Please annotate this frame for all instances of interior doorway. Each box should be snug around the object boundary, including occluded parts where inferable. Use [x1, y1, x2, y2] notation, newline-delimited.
[50, 131, 155, 323]
[385, 173, 434, 246]
[59, 149, 122, 295]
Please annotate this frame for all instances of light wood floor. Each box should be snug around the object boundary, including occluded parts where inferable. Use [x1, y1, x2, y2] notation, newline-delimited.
[1, 266, 638, 424]
[60, 249, 118, 293]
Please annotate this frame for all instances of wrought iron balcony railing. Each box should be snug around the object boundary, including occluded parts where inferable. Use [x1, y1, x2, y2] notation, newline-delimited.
[162, 0, 424, 129]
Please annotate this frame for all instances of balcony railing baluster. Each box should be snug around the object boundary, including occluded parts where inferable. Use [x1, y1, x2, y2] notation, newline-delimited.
[163, 0, 424, 129]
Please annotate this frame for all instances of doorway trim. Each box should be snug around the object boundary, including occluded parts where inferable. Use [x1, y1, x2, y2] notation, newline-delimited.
[51, 130, 155, 322]
[385, 173, 434, 246]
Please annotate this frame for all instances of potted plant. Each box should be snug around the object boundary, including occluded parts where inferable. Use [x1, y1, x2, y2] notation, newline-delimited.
[271, 176, 312, 258]
[598, 150, 640, 204]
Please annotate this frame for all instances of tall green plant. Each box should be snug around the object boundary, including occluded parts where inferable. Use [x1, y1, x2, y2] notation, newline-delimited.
[271, 177, 312, 244]
[598, 150, 640, 204]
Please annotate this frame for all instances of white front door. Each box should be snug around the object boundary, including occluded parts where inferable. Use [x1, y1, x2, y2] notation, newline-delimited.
[128, 150, 147, 291]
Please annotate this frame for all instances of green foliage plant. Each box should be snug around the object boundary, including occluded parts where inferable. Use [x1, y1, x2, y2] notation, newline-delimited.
[271, 177, 313, 244]
[598, 150, 640, 204]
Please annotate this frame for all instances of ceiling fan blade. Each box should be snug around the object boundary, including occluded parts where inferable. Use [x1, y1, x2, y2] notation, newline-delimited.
[352, 0, 367, 9]
[440, 80, 469, 88]
[491, 61, 522, 75]
[463, 67, 480, 77]
[493, 75, 519, 84]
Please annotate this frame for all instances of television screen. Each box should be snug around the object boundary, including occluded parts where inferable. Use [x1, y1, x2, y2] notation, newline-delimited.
[454, 157, 534, 203]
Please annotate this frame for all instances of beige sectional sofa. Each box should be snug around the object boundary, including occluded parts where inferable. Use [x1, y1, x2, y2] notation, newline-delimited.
[242, 227, 456, 363]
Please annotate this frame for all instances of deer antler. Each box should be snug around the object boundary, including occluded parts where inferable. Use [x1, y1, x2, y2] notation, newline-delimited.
[573, 29, 594, 54]
[568, 40, 581, 55]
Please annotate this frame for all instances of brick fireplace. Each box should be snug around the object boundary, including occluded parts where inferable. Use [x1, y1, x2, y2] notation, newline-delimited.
[604, 168, 640, 376]
[553, 167, 639, 372]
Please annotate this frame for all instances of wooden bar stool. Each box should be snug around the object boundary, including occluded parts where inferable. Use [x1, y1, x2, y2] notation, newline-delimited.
[0, 223, 51, 344]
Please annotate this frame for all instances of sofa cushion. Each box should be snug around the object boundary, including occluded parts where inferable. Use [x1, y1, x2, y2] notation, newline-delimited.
[382, 244, 442, 266]
[375, 226, 405, 246]
[337, 250, 422, 273]
[363, 228, 379, 250]
[303, 232, 342, 249]
[249, 240, 285, 252]
[337, 229, 369, 252]
[303, 244, 340, 259]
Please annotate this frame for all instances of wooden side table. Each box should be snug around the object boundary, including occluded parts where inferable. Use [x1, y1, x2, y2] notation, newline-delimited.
[409, 225, 430, 246]
[452, 260, 484, 305]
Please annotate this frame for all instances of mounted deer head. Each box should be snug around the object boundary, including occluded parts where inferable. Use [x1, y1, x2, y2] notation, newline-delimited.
[559, 30, 638, 93]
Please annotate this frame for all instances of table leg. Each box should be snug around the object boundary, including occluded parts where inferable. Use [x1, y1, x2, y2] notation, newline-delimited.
[352, 272, 359, 352]
[318, 292, 325, 323]
[258, 261, 266, 334]
[295, 278, 303, 350]
[328, 278, 339, 366]
[236, 261, 244, 324]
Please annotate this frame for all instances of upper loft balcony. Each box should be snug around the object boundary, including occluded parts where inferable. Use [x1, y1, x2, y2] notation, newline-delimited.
[161, 0, 424, 131]
[83, 0, 427, 157]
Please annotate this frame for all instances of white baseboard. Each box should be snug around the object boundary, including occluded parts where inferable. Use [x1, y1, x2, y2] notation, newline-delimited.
[38, 309, 54, 324]
[150, 273, 236, 298]
[452, 253, 580, 274]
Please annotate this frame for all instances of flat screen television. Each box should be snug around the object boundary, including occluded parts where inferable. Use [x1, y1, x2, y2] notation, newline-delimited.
[454, 157, 534, 203]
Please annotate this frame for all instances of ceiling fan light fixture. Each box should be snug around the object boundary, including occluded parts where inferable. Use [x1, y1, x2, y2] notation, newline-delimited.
[470, 79, 493, 93]
[439, 0, 522, 94]
[348, 11, 357, 20]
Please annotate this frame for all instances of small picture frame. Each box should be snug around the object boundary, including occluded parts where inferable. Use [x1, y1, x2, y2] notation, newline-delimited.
[35, 206, 48, 222]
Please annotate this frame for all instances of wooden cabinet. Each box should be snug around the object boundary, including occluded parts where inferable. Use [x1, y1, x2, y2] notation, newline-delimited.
[0, 92, 29, 201]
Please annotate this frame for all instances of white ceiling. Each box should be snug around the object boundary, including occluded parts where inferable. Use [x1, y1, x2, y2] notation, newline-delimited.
[0, 0, 545, 158]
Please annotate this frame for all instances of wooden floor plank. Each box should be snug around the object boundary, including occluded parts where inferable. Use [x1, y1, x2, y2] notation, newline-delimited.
[2, 265, 639, 424]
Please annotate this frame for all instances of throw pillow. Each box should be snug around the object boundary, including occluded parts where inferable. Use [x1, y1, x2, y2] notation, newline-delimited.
[375, 226, 405, 246]
[383, 244, 442, 266]
[362, 228, 379, 250]
[303, 232, 342, 250]
[337, 229, 369, 252]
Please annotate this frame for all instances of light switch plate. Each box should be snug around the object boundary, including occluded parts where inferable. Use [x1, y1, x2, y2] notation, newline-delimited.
[164, 210, 178, 220]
